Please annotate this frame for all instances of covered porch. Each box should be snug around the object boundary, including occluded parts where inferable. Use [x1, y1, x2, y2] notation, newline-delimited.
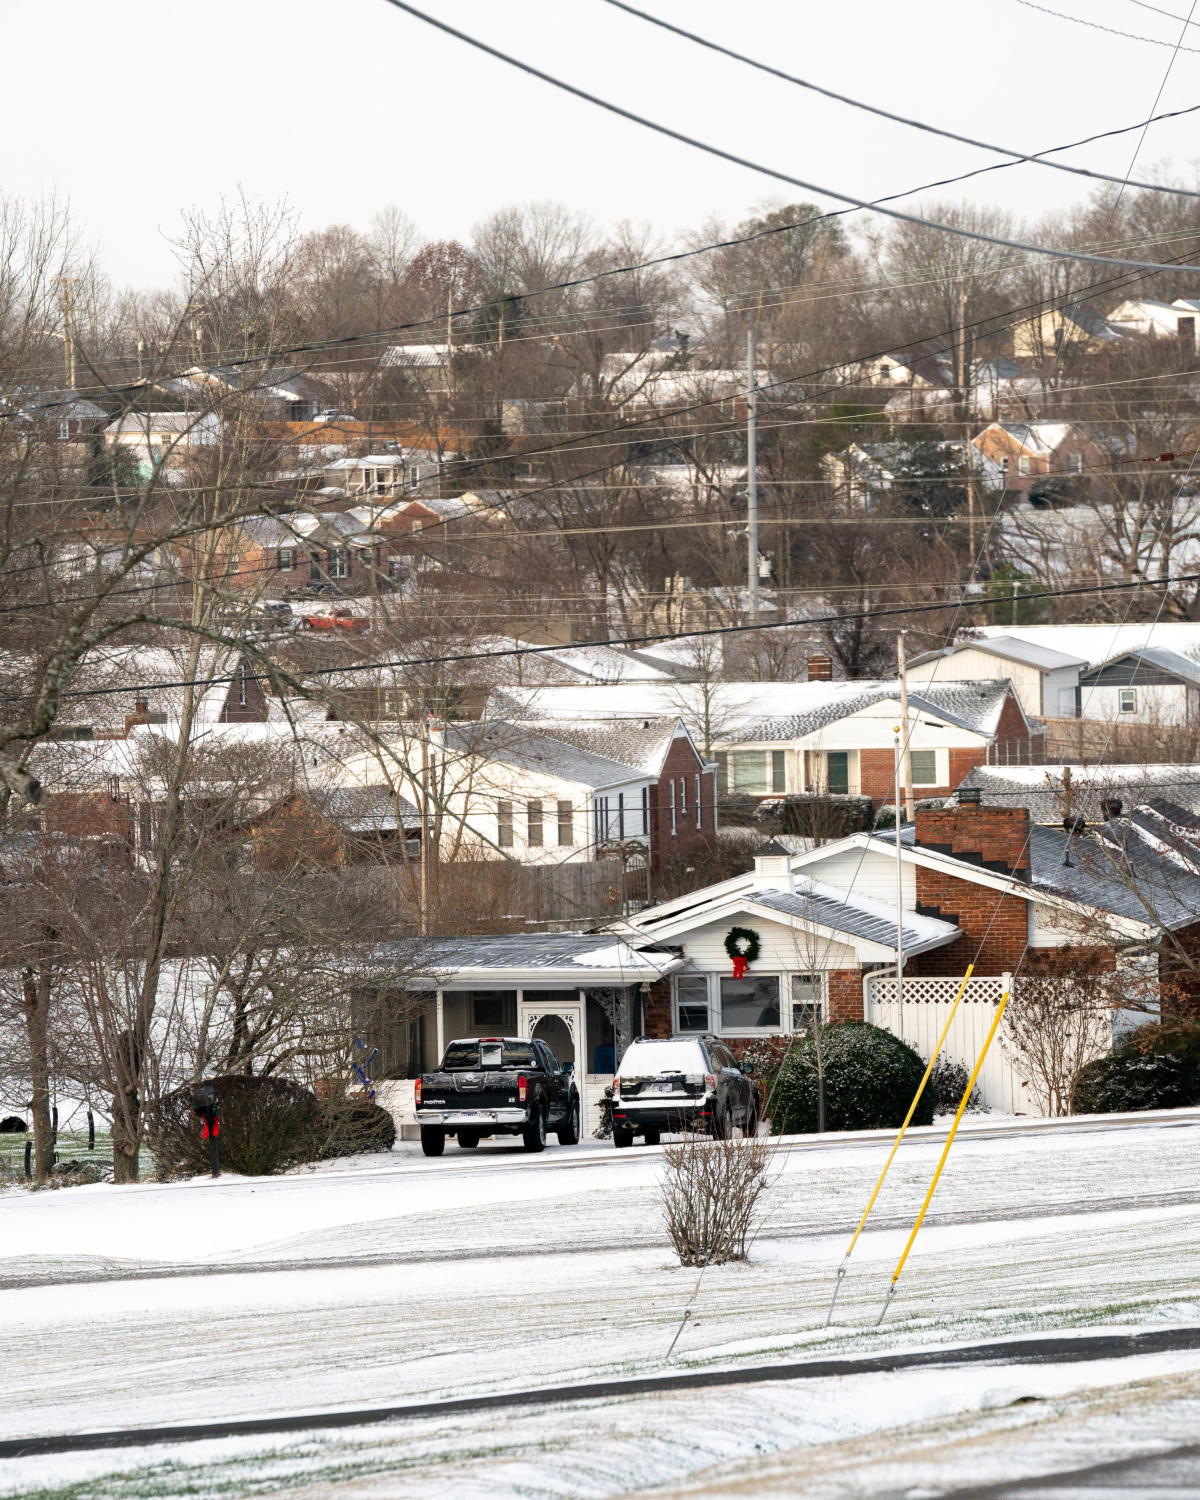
[359, 935, 680, 1138]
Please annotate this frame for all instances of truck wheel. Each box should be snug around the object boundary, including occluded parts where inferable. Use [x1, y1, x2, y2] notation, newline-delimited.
[420, 1127, 445, 1157]
[457, 1131, 480, 1149]
[522, 1108, 547, 1153]
[557, 1098, 580, 1146]
[613, 1125, 634, 1149]
[642, 1129, 661, 1146]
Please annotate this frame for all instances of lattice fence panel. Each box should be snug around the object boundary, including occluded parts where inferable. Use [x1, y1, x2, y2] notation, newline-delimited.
[865, 974, 1032, 1115]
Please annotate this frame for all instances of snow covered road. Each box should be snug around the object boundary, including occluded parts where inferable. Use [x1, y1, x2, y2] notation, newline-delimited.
[3, 1113, 1200, 1497]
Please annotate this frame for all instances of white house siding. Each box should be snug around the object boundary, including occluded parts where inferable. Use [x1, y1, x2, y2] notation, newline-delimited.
[800, 846, 917, 909]
[910, 651, 1041, 719]
[1078, 682, 1191, 727]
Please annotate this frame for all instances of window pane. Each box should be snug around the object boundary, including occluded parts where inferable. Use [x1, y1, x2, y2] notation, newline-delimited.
[728, 751, 768, 794]
[909, 750, 937, 785]
[527, 800, 543, 846]
[497, 799, 513, 846]
[826, 752, 849, 795]
[720, 976, 780, 1029]
[715, 752, 728, 793]
[791, 974, 823, 1031]
[771, 750, 786, 793]
[676, 976, 709, 1033]
[557, 799, 574, 845]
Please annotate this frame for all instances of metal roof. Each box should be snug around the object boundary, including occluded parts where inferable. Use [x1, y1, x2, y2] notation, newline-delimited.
[748, 886, 958, 953]
[367, 934, 679, 982]
[952, 635, 1087, 671]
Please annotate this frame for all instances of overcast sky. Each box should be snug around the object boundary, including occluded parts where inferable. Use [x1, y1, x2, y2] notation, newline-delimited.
[6, 0, 1200, 290]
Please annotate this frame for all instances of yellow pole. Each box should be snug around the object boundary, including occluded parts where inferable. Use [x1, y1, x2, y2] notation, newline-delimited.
[825, 964, 974, 1325]
[880, 988, 1010, 1322]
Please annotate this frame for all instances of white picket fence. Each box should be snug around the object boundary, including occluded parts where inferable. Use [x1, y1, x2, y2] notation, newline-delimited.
[864, 973, 1034, 1115]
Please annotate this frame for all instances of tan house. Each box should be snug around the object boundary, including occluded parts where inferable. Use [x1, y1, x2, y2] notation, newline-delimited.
[1012, 304, 1123, 360]
[971, 421, 1100, 496]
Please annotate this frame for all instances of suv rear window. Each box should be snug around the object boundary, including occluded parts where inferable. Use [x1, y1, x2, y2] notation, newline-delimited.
[442, 1040, 538, 1069]
[618, 1040, 707, 1076]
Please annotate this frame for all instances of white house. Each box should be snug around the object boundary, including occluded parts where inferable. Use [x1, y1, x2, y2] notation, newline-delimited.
[908, 635, 1087, 721]
[1108, 298, 1199, 352]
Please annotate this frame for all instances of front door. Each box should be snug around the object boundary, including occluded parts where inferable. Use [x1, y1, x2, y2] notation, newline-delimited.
[519, 997, 583, 1126]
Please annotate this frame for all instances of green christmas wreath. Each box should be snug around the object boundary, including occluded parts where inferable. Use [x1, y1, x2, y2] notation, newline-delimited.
[723, 926, 761, 964]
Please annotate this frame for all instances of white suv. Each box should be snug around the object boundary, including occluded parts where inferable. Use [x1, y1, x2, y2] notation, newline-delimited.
[610, 1036, 758, 1147]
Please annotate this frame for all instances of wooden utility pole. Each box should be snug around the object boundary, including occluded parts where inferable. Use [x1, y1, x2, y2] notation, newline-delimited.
[897, 632, 914, 822]
[957, 276, 978, 560]
[54, 277, 77, 389]
[746, 321, 759, 621]
[419, 715, 430, 937]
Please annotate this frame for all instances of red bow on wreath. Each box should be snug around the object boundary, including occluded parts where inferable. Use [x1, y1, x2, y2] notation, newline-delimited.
[724, 925, 761, 980]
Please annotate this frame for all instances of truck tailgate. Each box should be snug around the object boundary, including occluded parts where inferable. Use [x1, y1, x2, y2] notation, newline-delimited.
[419, 1069, 521, 1111]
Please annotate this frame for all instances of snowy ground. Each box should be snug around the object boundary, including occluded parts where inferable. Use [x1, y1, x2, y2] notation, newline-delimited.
[3, 1113, 1200, 1497]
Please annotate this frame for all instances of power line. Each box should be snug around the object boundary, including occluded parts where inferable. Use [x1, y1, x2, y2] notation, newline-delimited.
[381, 0, 1200, 275]
[1011, 0, 1200, 47]
[1126, 0, 1200, 26]
[14, 570, 1200, 708]
[603, 0, 1200, 200]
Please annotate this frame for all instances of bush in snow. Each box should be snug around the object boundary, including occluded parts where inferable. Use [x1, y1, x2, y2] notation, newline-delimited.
[660, 1133, 770, 1266]
[318, 1097, 396, 1158]
[1071, 1024, 1200, 1114]
[149, 1075, 321, 1177]
[770, 1022, 934, 1134]
[930, 1057, 982, 1115]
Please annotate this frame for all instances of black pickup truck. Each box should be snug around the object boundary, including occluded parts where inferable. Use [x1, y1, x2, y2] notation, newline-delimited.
[414, 1036, 581, 1156]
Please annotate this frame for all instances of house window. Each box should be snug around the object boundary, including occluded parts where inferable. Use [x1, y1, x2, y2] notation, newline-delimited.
[236, 664, 248, 707]
[557, 799, 574, 845]
[675, 975, 710, 1034]
[1066, 452, 1083, 475]
[826, 752, 850, 796]
[791, 974, 825, 1032]
[725, 750, 769, 795]
[527, 799, 543, 847]
[695, 772, 701, 828]
[1018, 455, 1031, 476]
[909, 749, 937, 786]
[407, 466, 419, 487]
[680, 777, 687, 815]
[469, 990, 516, 1030]
[594, 796, 610, 845]
[719, 976, 781, 1031]
[641, 785, 649, 836]
[670, 780, 676, 835]
[497, 799, 514, 846]
[1000, 456, 1009, 473]
[1119, 688, 1137, 714]
[278, 547, 294, 572]
[771, 750, 786, 794]
[328, 548, 348, 579]
[309, 551, 322, 581]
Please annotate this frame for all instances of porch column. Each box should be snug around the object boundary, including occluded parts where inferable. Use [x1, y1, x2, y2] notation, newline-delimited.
[435, 989, 444, 1059]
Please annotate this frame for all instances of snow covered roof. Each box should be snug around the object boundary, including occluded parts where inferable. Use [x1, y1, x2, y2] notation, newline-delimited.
[512, 717, 695, 777]
[371, 933, 680, 983]
[976, 624, 1200, 669]
[955, 763, 1200, 821]
[934, 635, 1088, 672]
[1083, 644, 1200, 689]
[444, 723, 647, 790]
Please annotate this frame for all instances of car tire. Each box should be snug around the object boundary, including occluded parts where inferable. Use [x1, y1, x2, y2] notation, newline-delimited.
[458, 1131, 480, 1149]
[420, 1127, 445, 1157]
[613, 1125, 634, 1149]
[557, 1098, 581, 1146]
[522, 1108, 547, 1153]
[642, 1129, 661, 1147]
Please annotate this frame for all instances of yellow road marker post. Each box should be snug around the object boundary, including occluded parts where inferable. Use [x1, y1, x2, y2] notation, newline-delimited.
[877, 987, 1011, 1327]
[824, 965, 975, 1326]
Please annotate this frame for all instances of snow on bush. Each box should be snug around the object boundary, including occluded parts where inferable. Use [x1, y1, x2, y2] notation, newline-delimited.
[770, 1021, 934, 1134]
[1072, 1024, 1200, 1114]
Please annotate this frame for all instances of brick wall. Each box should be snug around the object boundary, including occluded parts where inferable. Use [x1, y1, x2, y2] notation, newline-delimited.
[827, 968, 864, 1022]
[644, 976, 672, 1038]
[648, 737, 717, 872]
[915, 805, 1031, 879]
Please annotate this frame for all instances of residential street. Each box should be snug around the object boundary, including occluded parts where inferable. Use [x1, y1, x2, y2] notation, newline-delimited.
[4, 1113, 1200, 1497]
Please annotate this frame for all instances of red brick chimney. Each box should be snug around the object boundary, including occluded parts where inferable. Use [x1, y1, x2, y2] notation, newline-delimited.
[806, 652, 833, 682]
[124, 697, 151, 736]
[914, 793, 1030, 881]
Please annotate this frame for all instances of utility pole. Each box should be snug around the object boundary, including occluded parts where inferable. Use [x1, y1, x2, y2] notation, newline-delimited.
[746, 322, 759, 622]
[897, 632, 914, 822]
[893, 728, 905, 1028]
[957, 276, 977, 560]
[418, 712, 430, 937]
[55, 277, 77, 390]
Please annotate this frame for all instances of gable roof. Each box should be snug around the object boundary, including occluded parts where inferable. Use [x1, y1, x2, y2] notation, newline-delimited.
[505, 716, 701, 776]
[925, 635, 1087, 672]
[443, 723, 648, 790]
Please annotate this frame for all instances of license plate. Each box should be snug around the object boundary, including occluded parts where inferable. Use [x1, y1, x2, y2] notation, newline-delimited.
[650, 1082, 676, 1094]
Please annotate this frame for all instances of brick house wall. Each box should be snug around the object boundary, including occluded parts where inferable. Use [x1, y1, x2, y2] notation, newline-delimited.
[648, 736, 717, 873]
[906, 804, 1031, 975]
